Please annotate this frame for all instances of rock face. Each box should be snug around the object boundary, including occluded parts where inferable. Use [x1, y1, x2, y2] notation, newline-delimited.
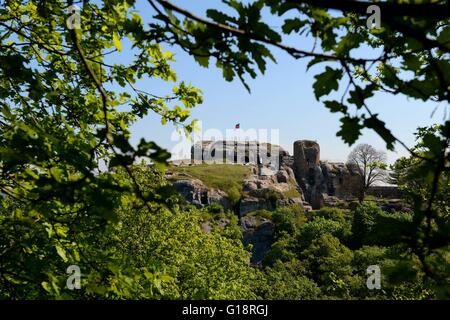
[293, 140, 325, 209]
[171, 139, 366, 213]
[241, 215, 274, 264]
[293, 140, 362, 209]
[293, 140, 321, 179]
[172, 179, 230, 211]
[191, 140, 288, 170]
[208, 189, 230, 210]
[239, 197, 275, 216]
[201, 218, 231, 233]
[239, 162, 306, 215]
[321, 161, 361, 198]
[276, 169, 289, 183]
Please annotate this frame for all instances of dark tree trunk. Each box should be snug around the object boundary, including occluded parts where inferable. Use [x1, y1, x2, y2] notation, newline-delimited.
[358, 189, 366, 203]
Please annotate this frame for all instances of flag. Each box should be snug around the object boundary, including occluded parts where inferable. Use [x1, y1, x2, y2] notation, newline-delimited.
[235, 123, 240, 129]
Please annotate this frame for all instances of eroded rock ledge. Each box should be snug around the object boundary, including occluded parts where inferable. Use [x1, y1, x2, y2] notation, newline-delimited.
[168, 139, 366, 214]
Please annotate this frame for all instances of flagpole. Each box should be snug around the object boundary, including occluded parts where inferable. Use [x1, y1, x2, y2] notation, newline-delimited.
[233, 124, 239, 164]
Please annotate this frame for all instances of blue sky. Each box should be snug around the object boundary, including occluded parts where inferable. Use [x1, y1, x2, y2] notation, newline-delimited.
[125, 1, 446, 164]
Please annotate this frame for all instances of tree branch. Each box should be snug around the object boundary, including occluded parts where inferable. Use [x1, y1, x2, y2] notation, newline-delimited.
[151, 0, 375, 64]
[284, 0, 450, 19]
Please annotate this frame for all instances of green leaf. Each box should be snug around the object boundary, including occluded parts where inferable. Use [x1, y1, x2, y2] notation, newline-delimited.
[25, 167, 40, 180]
[364, 116, 396, 150]
[194, 55, 209, 68]
[223, 67, 235, 82]
[347, 85, 376, 109]
[324, 100, 347, 113]
[50, 167, 63, 183]
[282, 18, 307, 34]
[206, 9, 235, 24]
[41, 281, 52, 293]
[437, 26, 450, 47]
[313, 67, 343, 99]
[55, 245, 68, 262]
[336, 116, 363, 145]
[403, 55, 422, 73]
[113, 32, 122, 52]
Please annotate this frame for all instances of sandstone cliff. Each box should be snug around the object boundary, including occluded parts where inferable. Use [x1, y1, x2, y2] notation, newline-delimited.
[168, 139, 363, 213]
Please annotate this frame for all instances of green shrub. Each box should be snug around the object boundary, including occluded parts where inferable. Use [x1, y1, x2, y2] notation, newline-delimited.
[258, 260, 321, 300]
[227, 185, 242, 209]
[247, 209, 273, 220]
[366, 211, 414, 246]
[297, 217, 349, 249]
[263, 233, 297, 266]
[272, 205, 306, 238]
[351, 202, 414, 247]
[205, 203, 225, 215]
[352, 245, 387, 272]
[301, 234, 354, 288]
[313, 207, 347, 224]
[351, 202, 382, 248]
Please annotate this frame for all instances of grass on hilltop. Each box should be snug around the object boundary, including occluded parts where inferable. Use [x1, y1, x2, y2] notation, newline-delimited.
[168, 164, 252, 197]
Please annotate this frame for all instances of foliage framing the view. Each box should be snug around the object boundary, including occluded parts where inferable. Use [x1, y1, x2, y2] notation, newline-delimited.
[0, 0, 205, 298]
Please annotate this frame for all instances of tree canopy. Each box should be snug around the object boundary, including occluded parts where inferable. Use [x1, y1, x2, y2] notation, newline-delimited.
[347, 143, 387, 201]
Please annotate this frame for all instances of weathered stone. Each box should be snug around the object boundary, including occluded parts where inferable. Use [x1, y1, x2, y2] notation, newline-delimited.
[309, 166, 326, 209]
[380, 202, 411, 213]
[239, 197, 274, 216]
[201, 218, 231, 233]
[273, 183, 292, 193]
[287, 197, 304, 205]
[285, 166, 296, 180]
[208, 189, 230, 211]
[291, 140, 366, 209]
[321, 161, 361, 198]
[259, 167, 277, 177]
[173, 139, 372, 212]
[201, 221, 213, 233]
[276, 169, 290, 183]
[276, 197, 304, 207]
[293, 140, 320, 179]
[243, 180, 258, 192]
[217, 217, 231, 229]
[171, 179, 230, 210]
[281, 155, 294, 167]
[322, 194, 342, 207]
[191, 140, 286, 169]
[292, 140, 325, 209]
[241, 216, 274, 263]
[367, 185, 403, 199]
[172, 179, 208, 205]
